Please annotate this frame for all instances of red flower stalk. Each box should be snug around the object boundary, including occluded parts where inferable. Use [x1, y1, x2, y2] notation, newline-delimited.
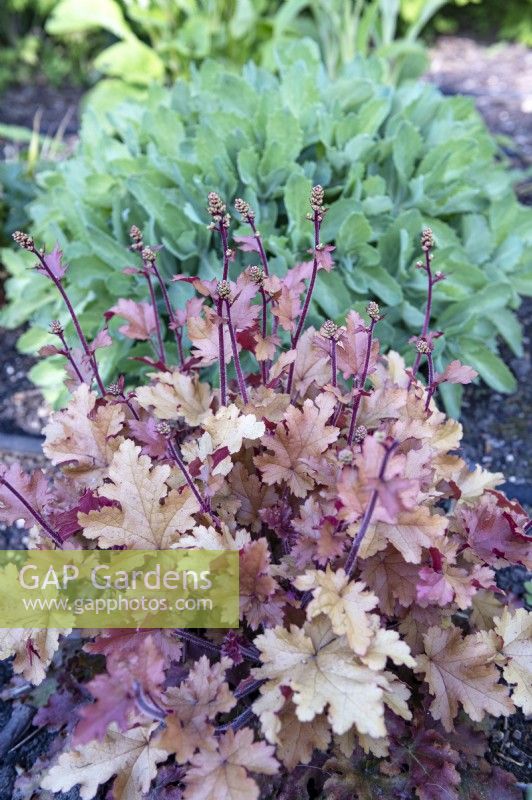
[286, 185, 327, 396]
[219, 282, 249, 404]
[141, 248, 167, 366]
[49, 320, 85, 386]
[344, 439, 399, 577]
[409, 228, 445, 387]
[13, 233, 106, 396]
[208, 193, 231, 405]
[347, 302, 381, 446]
[234, 198, 270, 277]
[0, 476, 62, 546]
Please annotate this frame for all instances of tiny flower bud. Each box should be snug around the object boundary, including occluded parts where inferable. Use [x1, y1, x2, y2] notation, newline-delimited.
[415, 260, 424, 269]
[353, 425, 368, 443]
[217, 280, 232, 301]
[12, 231, 34, 250]
[415, 338, 432, 355]
[247, 265, 264, 285]
[310, 185, 324, 211]
[421, 227, 434, 251]
[207, 192, 229, 224]
[320, 320, 339, 340]
[366, 301, 380, 321]
[234, 197, 255, 221]
[338, 448, 354, 464]
[129, 225, 143, 244]
[107, 382, 122, 396]
[142, 247, 156, 263]
[155, 421, 172, 438]
[49, 320, 64, 335]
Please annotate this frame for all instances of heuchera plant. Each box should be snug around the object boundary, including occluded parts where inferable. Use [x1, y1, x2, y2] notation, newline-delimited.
[2, 188, 531, 800]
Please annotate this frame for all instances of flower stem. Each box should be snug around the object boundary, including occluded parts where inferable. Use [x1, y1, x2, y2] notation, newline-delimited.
[410, 246, 433, 386]
[56, 329, 85, 385]
[151, 262, 184, 368]
[144, 267, 166, 365]
[344, 441, 398, 577]
[286, 213, 321, 396]
[217, 298, 227, 406]
[249, 219, 269, 277]
[225, 300, 248, 403]
[260, 288, 269, 385]
[424, 350, 435, 411]
[220, 224, 230, 281]
[331, 338, 337, 388]
[0, 477, 62, 546]
[33, 249, 106, 395]
[215, 706, 255, 734]
[167, 439, 210, 515]
[347, 319, 376, 446]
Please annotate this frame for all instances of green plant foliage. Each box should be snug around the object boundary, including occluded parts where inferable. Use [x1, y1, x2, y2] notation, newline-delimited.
[44, 0, 433, 94]
[0, 0, 98, 92]
[3, 43, 531, 411]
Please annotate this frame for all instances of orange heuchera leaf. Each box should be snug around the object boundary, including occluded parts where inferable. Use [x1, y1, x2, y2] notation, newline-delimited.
[494, 608, 532, 715]
[188, 308, 232, 366]
[416, 563, 495, 610]
[0, 628, 65, 685]
[183, 727, 278, 800]
[338, 436, 419, 526]
[0, 463, 51, 525]
[136, 370, 211, 425]
[253, 617, 399, 738]
[157, 656, 235, 762]
[240, 539, 284, 629]
[458, 491, 532, 569]
[415, 624, 514, 732]
[291, 327, 330, 398]
[359, 546, 420, 614]
[294, 568, 378, 654]
[41, 723, 167, 800]
[254, 393, 339, 497]
[106, 299, 158, 340]
[43, 384, 124, 487]
[358, 506, 447, 564]
[80, 439, 199, 548]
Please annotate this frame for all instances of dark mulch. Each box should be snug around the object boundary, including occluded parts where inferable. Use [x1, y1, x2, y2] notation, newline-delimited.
[460, 298, 532, 506]
[427, 37, 532, 182]
[0, 81, 82, 138]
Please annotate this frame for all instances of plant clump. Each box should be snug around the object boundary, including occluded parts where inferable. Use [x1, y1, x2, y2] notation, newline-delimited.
[1, 186, 531, 800]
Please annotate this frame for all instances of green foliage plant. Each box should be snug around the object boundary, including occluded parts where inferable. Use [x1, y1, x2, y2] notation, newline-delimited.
[2, 43, 531, 413]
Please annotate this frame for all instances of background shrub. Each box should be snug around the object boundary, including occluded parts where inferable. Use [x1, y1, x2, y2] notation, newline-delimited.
[2, 43, 531, 413]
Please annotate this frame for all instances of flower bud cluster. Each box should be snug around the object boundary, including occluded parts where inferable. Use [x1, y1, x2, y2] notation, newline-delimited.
[12, 231, 34, 250]
[234, 197, 255, 222]
[208, 192, 230, 229]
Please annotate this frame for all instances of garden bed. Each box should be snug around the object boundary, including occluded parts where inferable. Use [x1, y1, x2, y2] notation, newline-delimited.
[0, 34, 530, 800]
